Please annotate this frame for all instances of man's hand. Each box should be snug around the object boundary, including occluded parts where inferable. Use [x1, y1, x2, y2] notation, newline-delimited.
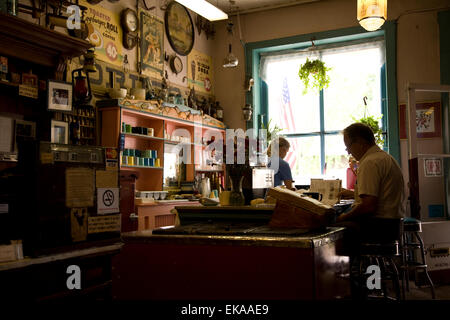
[338, 188, 354, 200]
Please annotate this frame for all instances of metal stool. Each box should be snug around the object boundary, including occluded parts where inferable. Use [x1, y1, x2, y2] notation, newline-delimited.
[351, 218, 403, 301]
[401, 217, 436, 299]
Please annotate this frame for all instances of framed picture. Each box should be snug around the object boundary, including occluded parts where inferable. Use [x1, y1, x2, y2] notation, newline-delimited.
[48, 80, 72, 112]
[399, 101, 441, 139]
[140, 10, 164, 76]
[164, 1, 194, 56]
[424, 158, 442, 177]
[51, 120, 69, 144]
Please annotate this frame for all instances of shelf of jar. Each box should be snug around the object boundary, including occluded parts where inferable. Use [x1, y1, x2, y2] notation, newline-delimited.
[122, 132, 165, 141]
[164, 139, 194, 145]
[121, 165, 163, 170]
[195, 169, 224, 172]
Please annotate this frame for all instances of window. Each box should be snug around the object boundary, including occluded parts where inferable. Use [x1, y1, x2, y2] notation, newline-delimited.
[261, 39, 385, 186]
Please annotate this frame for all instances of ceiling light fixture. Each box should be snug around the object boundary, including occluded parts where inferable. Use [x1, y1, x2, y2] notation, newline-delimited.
[357, 0, 387, 31]
[175, 0, 228, 21]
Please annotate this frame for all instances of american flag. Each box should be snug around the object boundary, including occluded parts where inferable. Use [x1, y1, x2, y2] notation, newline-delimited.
[280, 77, 298, 168]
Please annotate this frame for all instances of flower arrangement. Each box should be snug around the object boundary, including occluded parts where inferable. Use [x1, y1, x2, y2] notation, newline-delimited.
[298, 58, 331, 94]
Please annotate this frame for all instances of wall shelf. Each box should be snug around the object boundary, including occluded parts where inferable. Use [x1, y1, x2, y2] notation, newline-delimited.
[0, 13, 92, 69]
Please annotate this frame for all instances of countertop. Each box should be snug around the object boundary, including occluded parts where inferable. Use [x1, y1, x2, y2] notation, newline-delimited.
[121, 226, 346, 249]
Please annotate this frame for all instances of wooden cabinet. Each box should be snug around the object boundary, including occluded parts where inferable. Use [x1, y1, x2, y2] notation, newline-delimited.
[97, 99, 226, 230]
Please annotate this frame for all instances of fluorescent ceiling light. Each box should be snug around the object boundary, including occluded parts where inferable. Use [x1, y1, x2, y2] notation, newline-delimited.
[175, 0, 228, 21]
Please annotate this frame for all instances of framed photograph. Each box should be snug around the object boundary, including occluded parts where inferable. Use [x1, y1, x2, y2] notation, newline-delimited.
[51, 120, 69, 144]
[399, 101, 441, 139]
[140, 10, 164, 76]
[164, 1, 194, 56]
[424, 158, 442, 177]
[48, 80, 72, 112]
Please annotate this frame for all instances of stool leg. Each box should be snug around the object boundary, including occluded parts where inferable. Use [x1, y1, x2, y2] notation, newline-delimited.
[404, 233, 411, 292]
[414, 232, 436, 299]
[401, 233, 407, 300]
[388, 257, 402, 301]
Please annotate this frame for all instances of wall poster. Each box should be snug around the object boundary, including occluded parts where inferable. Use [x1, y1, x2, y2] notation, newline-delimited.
[140, 9, 164, 77]
[187, 49, 214, 94]
[80, 0, 123, 67]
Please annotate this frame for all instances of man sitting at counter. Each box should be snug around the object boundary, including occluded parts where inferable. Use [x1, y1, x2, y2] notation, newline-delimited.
[335, 123, 406, 250]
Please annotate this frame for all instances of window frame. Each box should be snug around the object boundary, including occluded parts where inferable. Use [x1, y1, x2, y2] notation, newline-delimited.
[245, 23, 399, 163]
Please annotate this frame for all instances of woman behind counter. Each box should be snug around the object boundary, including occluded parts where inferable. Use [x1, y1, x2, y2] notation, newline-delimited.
[267, 137, 295, 190]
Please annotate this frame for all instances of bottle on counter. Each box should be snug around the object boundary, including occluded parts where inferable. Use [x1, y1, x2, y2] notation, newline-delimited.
[209, 100, 217, 119]
[215, 101, 223, 122]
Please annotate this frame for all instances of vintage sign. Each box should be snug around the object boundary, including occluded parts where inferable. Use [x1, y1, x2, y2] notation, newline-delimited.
[88, 214, 121, 234]
[80, 0, 123, 67]
[97, 187, 119, 214]
[18, 85, 38, 99]
[139, 9, 164, 77]
[187, 49, 214, 94]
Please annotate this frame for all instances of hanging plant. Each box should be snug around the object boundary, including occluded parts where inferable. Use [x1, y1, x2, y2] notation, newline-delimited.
[352, 97, 385, 147]
[298, 58, 331, 94]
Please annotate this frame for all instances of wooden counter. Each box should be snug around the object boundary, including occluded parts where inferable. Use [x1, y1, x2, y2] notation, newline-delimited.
[0, 243, 123, 302]
[112, 227, 350, 300]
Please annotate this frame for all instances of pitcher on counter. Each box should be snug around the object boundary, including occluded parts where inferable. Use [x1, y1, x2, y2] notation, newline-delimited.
[267, 137, 295, 191]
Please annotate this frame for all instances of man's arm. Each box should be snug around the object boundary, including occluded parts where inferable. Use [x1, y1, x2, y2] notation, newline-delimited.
[336, 194, 378, 222]
[284, 179, 295, 190]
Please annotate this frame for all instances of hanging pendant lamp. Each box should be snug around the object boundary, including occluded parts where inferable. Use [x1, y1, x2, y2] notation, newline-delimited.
[357, 0, 387, 32]
[223, 21, 238, 68]
[223, 44, 238, 68]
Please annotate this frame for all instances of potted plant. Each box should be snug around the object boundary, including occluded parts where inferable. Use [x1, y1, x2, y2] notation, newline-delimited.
[298, 58, 331, 94]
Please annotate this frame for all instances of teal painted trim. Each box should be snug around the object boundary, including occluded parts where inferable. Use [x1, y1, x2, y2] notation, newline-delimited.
[320, 90, 325, 174]
[383, 20, 400, 163]
[260, 80, 269, 128]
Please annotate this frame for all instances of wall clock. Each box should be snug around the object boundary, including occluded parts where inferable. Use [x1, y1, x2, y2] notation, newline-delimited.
[164, 1, 194, 56]
[169, 55, 183, 75]
[121, 8, 139, 49]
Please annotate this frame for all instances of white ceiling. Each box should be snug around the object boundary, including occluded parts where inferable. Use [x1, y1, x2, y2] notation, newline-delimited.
[211, 0, 321, 15]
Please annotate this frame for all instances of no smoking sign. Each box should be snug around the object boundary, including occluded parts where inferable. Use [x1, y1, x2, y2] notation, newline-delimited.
[97, 188, 119, 215]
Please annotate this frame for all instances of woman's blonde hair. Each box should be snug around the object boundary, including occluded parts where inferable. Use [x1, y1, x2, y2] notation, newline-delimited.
[267, 137, 290, 157]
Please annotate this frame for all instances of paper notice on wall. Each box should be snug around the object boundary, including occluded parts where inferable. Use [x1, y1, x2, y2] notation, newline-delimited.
[66, 168, 95, 208]
[310, 179, 342, 206]
[96, 170, 118, 188]
[0, 116, 13, 152]
[97, 187, 119, 214]
[88, 214, 121, 234]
